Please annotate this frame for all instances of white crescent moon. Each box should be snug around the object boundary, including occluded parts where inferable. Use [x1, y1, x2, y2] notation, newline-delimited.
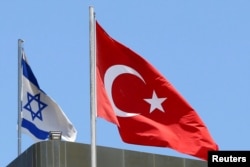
[104, 65, 145, 117]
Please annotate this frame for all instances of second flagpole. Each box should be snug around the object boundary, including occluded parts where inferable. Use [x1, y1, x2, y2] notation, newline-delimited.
[89, 6, 97, 167]
[17, 39, 24, 156]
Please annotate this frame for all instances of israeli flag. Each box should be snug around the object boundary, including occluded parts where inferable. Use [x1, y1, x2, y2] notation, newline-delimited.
[21, 51, 77, 142]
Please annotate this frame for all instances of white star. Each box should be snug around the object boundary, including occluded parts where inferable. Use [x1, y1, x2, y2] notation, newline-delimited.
[144, 91, 167, 113]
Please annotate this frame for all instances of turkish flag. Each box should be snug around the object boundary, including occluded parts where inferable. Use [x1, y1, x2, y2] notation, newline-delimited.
[96, 21, 218, 160]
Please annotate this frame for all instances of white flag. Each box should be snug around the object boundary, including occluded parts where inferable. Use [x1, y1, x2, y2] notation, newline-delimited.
[21, 50, 77, 142]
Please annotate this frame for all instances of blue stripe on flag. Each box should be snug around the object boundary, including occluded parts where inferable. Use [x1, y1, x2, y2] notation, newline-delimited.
[21, 119, 49, 140]
[22, 56, 40, 88]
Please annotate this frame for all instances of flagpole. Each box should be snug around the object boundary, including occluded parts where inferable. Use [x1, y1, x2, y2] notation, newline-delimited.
[17, 39, 24, 155]
[89, 6, 97, 167]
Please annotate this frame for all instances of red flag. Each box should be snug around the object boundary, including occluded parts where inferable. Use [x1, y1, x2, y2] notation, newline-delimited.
[96, 21, 218, 160]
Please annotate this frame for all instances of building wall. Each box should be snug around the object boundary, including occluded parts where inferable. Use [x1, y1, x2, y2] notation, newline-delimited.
[7, 141, 207, 167]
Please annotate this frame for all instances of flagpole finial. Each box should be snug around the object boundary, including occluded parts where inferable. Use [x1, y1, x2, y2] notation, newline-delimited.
[18, 39, 24, 43]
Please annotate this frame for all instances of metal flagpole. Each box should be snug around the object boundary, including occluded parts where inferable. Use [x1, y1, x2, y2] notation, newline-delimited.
[89, 6, 97, 167]
[17, 39, 24, 155]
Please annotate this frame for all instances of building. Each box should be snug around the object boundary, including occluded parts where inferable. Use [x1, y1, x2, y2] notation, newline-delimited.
[7, 140, 207, 167]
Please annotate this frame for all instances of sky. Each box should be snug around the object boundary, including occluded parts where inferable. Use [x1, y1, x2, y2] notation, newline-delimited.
[1, 0, 250, 166]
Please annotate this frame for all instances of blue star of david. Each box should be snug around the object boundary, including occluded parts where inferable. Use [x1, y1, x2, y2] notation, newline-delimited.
[23, 92, 47, 121]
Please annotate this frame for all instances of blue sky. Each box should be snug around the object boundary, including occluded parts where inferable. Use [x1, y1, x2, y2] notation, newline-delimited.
[1, 1, 250, 166]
